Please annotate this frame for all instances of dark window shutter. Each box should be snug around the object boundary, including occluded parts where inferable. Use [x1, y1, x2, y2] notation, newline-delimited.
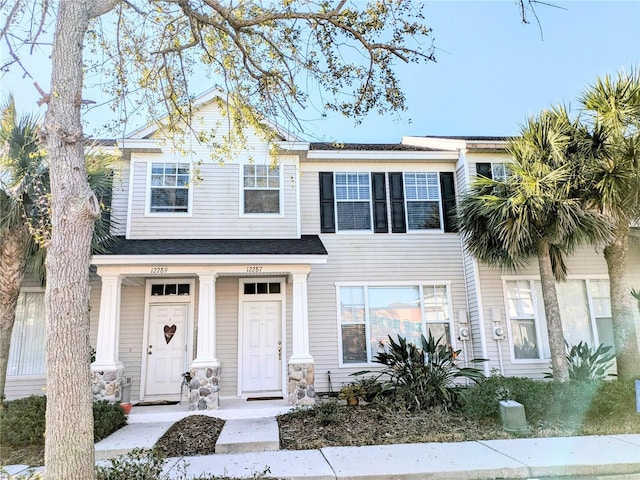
[439, 172, 457, 233]
[476, 163, 492, 179]
[371, 173, 388, 233]
[319, 172, 335, 233]
[388, 172, 406, 233]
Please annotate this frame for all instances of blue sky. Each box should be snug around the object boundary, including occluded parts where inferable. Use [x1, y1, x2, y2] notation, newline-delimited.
[3, 1, 639, 143]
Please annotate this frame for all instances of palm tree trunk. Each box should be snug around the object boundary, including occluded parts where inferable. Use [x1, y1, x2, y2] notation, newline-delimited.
[537, 239, 569, 382]
[0, 225, 30, 399]
[604, 227, 640, 380]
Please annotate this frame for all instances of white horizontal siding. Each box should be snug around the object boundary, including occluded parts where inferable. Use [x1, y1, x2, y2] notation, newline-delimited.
[216, 277, 239, 397]
[109, 160, 129, 236]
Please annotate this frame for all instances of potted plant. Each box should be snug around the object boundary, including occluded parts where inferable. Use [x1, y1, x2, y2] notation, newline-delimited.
[338, 382, 366, 406]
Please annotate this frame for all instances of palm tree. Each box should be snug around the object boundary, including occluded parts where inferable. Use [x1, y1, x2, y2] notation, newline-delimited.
[0, 97, 115, 398]
[0, 98, 44, 398]
[579, 70, 640, 380]
[458, 107, 611, 382]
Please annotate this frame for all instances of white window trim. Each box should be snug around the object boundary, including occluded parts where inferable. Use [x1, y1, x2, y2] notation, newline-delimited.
[239, 164, 284, 218]
[491, 162, 510, 181]
[502, 276, 610, 364]
[335, 281, 454, 368]
[403, 172, 445, 234]
[334, 172, 374, 233]
[145, 161, 193, 217]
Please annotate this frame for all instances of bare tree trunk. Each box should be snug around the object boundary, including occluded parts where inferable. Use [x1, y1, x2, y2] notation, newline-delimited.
[537, 239, 569, 382]
[0, 225, 30, 399]
[604, 227, 640, 381]
[44, 2, 100, 478]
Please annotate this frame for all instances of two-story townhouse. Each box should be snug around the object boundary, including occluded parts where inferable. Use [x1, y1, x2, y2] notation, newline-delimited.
[6, 95, 640, 409]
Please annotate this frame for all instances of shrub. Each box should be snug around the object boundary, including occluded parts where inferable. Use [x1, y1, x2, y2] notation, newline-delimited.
[95, 448, 165, 480]
[462, 376, 637, 428]
[586, 379, 638, 420]
[312, 400, 343, 426]
[0, 396, 127, 448]
[94, 401, 127, 442]
[0, 396, 47, 447]
[373, 332, 485, 412]
[461, 375, 549, 421]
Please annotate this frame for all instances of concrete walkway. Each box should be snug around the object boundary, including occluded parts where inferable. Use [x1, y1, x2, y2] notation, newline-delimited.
[167, 434, 640, 479]
[7, 431, 639, 479]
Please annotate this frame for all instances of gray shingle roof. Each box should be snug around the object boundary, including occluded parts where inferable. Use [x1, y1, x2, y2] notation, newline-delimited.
[99, 235, 327, 256]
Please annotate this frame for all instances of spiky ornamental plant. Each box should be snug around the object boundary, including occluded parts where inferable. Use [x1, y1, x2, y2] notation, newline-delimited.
[458, 107, 612, 382]
[373, 331, 485, 411]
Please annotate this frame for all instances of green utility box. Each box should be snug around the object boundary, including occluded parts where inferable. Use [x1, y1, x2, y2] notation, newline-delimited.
[499, 400, 530, 433]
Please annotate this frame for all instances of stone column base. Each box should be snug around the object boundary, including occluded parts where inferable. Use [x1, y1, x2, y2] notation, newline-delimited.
[287, 362, 315, 406]
[188, 366, 220, 410]
[92, 368, 125, 403]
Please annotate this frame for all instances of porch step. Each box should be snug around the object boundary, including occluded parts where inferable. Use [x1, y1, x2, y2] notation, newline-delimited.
[215, 417, 280, 454]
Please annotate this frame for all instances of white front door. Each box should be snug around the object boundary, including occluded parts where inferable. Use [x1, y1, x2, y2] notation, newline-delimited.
[242, 301, 282, 392]
[145, 303, 188, 396]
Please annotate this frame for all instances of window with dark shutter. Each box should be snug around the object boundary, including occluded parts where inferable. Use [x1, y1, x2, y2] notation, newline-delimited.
[335, 172, 372, 231]
[404, 172, 441, 230]
[388, 172, 406, 233]
[319, 172, 335, 233]
[371, 173, 388, 233]
[475, 163, 492, 179]
[439, 172, 457, 232]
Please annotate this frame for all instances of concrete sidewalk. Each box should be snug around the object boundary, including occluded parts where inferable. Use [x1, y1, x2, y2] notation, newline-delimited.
[156, 434, 640, 479]
[5, 428, 640, 479]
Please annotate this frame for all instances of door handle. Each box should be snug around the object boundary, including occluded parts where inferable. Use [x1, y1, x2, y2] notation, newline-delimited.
[278, 341, 281, 360]
[148, 344, 153, 355]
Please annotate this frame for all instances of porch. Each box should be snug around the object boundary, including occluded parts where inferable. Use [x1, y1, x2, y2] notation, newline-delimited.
[89, 236, 327, 410]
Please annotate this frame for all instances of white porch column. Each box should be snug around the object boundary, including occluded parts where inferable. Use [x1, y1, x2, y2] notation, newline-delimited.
[91, 273, 124, 371]
[191, 273, 220, 368]
[189, 272, 220, 410]
[288, 271, 315, 406]
[290, 272, 313, 363]
[91, 272, 124, 403]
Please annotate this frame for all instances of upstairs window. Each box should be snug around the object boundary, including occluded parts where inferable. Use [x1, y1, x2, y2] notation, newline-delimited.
[335, 172, 371, 231]
[404, 172, 441, 230]
[149, 162, 190, 213]
[243, 164, 280, 214]
[320, 171, 456, 234]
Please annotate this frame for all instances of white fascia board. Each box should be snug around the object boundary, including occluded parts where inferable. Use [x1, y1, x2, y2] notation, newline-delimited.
[305, 150, 459, 161]
[274, 141, 310, 151]
[91, 254, 328, 265]
[402, 136, 466, 150]
[117, 138, 166, 151]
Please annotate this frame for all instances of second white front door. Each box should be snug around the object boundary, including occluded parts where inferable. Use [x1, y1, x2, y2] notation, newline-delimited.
[242, 301, 282, 392]
[145, 303, 188, 396]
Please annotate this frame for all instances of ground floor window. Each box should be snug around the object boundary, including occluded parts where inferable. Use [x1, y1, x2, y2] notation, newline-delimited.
[504, 278, 612, 361]
[338, 283, 452, 365]
[8, 291, 46, 376]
